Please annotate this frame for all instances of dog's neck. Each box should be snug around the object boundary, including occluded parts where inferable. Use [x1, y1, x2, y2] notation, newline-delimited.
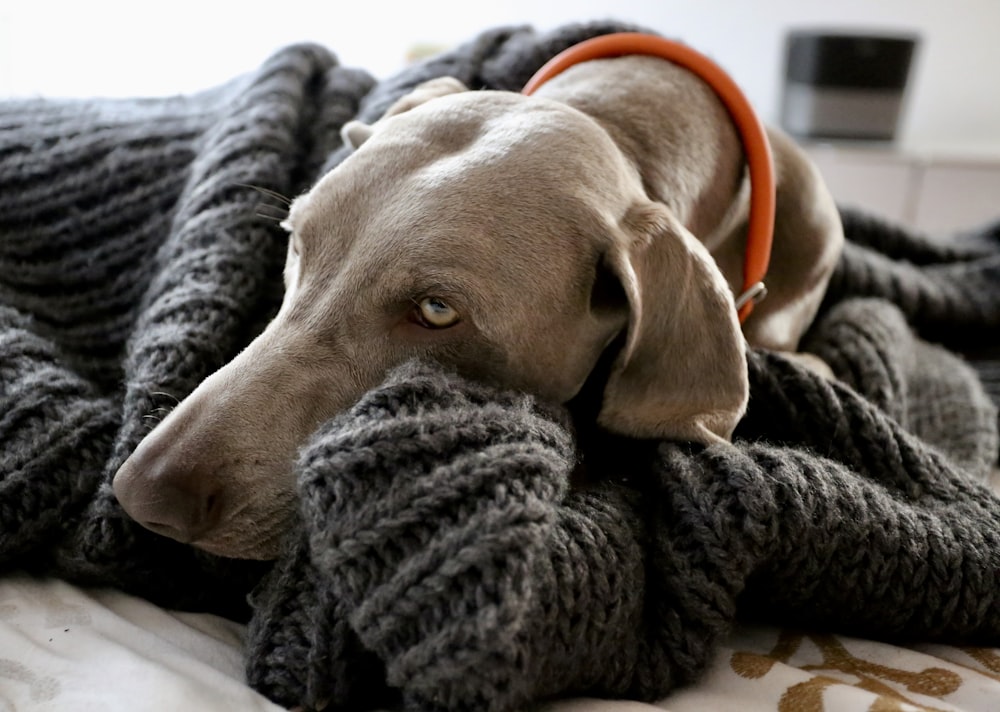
[523, 32, 775, 322]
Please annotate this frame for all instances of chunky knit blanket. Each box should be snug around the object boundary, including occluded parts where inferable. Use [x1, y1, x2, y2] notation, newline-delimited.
[2, 21, 1000, 712]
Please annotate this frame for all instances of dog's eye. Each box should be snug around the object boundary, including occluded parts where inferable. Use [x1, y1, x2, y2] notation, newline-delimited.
[414, 297, 460, 329]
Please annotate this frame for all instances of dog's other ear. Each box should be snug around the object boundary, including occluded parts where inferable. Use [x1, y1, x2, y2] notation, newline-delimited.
[598, 202, 748, 444]
[341, 76, 469, 150]
[381, 76, 468, 118]
[341, 121, 375, 149]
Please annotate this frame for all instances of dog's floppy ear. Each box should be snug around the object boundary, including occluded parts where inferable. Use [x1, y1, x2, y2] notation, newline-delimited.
[597, 202, 749, 444]
[341, 76, 468, 149]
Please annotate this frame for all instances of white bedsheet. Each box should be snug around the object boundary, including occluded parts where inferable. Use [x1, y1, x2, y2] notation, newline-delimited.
[0, 574, 282, 711]
[2, 573, 1000, 712]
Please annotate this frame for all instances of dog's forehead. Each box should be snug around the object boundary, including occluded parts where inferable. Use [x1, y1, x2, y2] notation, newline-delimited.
[392, 91, 622, 174]
[291, 92, 637, 236]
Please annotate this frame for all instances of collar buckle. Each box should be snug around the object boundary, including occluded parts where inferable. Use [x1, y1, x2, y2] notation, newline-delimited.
[735, 281, 768, 312]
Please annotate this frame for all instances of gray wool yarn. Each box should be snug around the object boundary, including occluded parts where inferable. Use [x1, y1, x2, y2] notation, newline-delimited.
[244, 298, 1000, 712]
[0, 41, 375, 612]
[2, 21, 1000, 712]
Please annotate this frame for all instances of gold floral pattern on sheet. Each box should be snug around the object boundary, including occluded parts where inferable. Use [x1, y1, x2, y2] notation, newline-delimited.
[965, 649, 1000, 677]
[731, 631, 965, 711]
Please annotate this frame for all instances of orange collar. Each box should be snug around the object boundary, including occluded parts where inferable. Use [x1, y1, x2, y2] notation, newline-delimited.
[522, 32, 774, 322]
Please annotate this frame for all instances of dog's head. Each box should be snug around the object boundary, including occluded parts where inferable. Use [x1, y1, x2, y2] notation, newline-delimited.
[113, 78, 748, 559]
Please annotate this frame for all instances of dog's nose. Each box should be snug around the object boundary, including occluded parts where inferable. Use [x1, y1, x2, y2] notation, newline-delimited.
[113, 440, 223, 545]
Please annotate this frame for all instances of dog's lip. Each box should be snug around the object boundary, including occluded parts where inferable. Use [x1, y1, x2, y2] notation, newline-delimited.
[190, 537, 282, 561]
[140, 520, 197, 544]
[132, 509, 286, 560]
[186, 516, 293, 561]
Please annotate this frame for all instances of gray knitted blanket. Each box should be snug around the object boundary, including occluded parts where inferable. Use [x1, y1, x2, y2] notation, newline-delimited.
[2, 21, 1000, 712]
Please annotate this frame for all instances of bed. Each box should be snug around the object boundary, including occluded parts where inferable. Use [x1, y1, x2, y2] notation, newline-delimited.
[4, 570, 1000, 711]
[2, 20, 999, 712]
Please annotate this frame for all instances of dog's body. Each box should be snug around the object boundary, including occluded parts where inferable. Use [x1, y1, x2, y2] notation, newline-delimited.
[532, 58, 842, 354]
[113, 55, 843, 560]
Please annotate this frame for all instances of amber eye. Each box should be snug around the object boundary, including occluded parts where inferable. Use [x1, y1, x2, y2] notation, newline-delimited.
[415, 296, 460, 328]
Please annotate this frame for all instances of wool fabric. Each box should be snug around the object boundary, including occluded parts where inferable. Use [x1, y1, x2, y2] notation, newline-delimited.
[2, 21, 999, 712]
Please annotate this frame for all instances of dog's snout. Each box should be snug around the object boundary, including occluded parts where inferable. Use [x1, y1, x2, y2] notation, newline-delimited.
[113, 441, 223, 545]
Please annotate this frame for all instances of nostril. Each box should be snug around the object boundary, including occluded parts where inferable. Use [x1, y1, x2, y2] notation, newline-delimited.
[126, 482, 225, 544]
[117, 481, 222, 543]
[133, 485, 222, 544]
[202, 492, 222, 530]
[113, 449, 225, 546]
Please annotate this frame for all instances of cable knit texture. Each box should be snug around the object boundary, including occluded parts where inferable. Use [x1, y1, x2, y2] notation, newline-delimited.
[2, 21, 1000, 712]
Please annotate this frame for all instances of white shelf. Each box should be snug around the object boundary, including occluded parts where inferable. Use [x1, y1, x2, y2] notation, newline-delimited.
[803, 141, 1000, 235]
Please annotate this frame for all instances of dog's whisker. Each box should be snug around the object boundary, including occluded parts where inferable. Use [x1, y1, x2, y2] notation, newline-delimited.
[150, 391, 180, 405]
[256, 212, 287, 223]
[254, 202, 289, 221]
[235, 182, 293, 206]
[255, 202, 290, 217]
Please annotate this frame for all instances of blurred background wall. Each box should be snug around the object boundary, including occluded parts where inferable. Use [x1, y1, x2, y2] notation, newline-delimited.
[2, 0, 997, 147]
[2, 0, 997, 231]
